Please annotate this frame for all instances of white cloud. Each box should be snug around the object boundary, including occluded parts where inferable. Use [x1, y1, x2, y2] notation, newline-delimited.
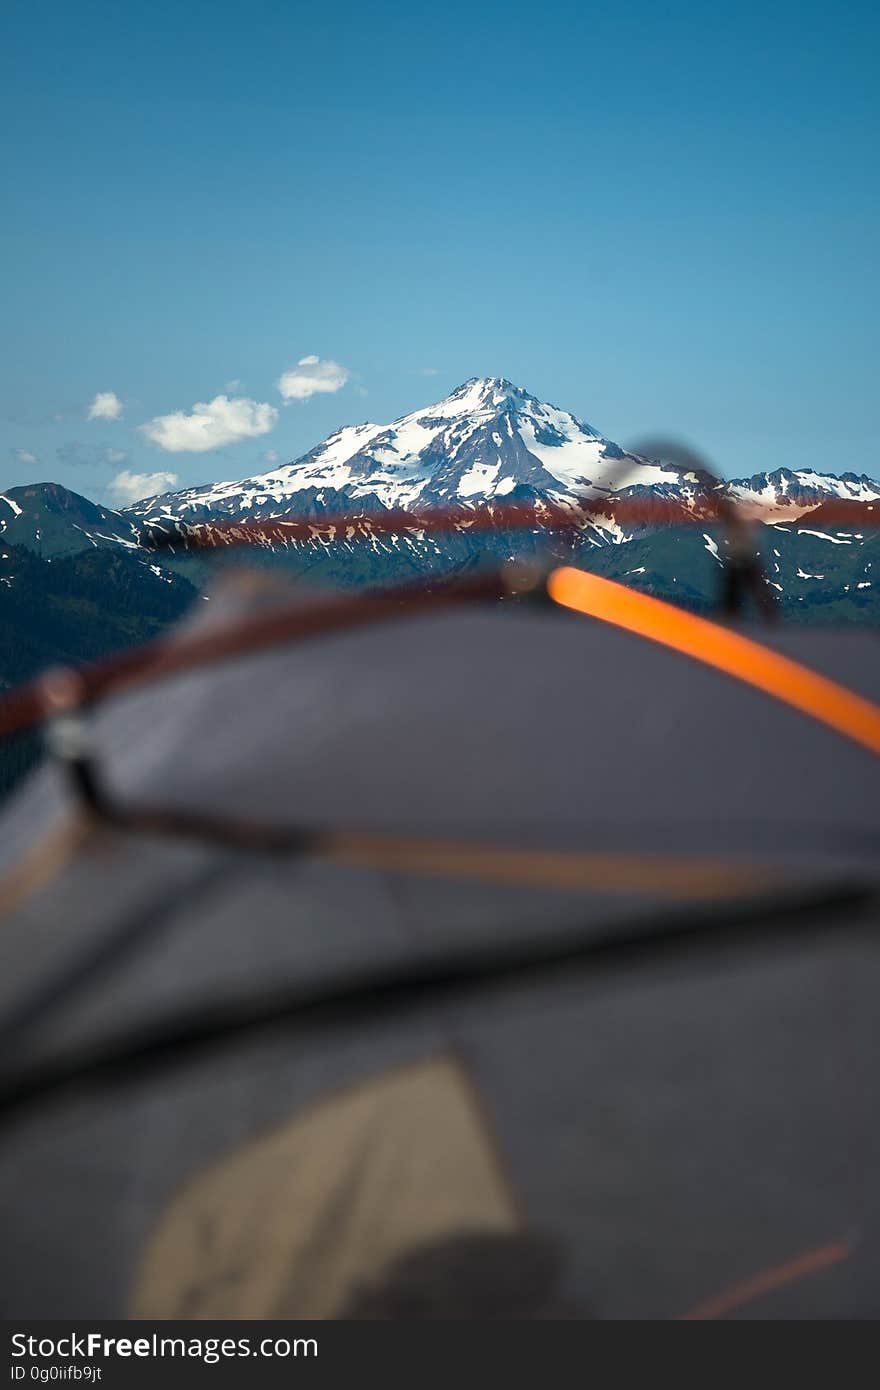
[224, 378, 242, 393]
[417, 367, 440, 377]
[139, 394, 278, 453]
[278, 355, 349, 402]
[107, 469, 179, 507]
[12, 448, 39, 467]
[106, 447, 128, 465]
[262, 449, 280, 464]
[87, 391, 124, 421]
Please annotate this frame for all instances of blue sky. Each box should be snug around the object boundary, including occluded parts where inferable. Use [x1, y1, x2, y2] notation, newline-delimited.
[3, 0, 878, 504]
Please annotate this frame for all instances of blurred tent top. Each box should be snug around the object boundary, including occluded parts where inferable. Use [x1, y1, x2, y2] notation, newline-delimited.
[0, 567, 878, 1320]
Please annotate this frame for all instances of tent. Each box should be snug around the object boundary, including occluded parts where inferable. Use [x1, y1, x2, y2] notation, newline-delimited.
[0, 567, 878, 1319]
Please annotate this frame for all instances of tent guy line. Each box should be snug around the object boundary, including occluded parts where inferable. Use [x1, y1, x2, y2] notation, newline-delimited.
[139, 496, 880, 551]
[0, 566, 877, 754]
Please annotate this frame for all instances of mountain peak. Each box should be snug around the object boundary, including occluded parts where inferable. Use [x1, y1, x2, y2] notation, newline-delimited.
[0, 480, 140, 557]
[122, 376, 880, 533]
[439, 377, 527, 413]
[127, 377, 664, 522]
[456, 375, 520, 393]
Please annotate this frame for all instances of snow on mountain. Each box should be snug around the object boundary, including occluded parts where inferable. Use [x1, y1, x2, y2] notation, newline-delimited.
[726, 467, 880, 522]
[2, 381, 877, 620]
[127, 380, 880, 545]
[127, 378, 688, 528]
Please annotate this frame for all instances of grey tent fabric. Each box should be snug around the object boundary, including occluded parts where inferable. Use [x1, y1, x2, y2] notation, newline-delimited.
[0, 581, 878, 1319]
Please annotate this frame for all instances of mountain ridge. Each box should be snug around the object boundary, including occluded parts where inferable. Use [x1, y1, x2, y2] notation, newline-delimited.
[120, 376, 880, 538]
[2, 377, 877, 615]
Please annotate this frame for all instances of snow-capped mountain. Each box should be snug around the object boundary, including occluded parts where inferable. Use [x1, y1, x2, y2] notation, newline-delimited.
[126, 378, 693, 531]
[2, 380, 876, 619]
[126, 378, 880, 545]
[726, 468, 880, 522]
[111, 377, 879, 611]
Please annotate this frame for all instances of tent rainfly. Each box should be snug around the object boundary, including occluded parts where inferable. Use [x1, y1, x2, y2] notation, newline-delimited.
[0, 568, 878, 1320]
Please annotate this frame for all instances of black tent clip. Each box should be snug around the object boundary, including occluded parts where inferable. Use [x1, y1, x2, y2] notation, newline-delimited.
[38, 665, 317, 853]
[40, 668, 120, 824]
